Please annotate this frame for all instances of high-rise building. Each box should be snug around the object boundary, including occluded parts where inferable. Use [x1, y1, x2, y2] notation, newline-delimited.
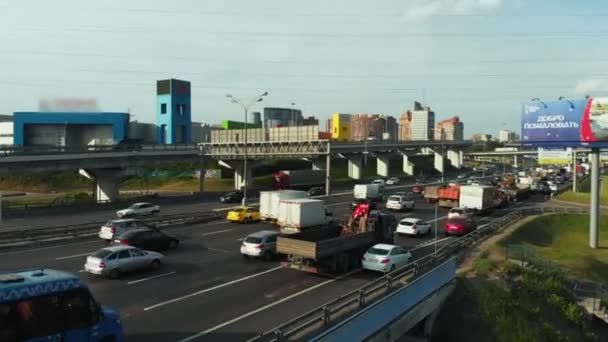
[156, 79, 191, 144]
[302, 116, 319, 126]
[410, 104, 435, 141]
[435, 116, 464, 141]
[399, 111, 412, 141]
[263, 107, 303, 128]
[350, 114, 397, 141]
[331, 113, 351, 141]
[499, 129, 516, 142]
[251, 112, 262, 126]
[471, 133, 492, 142]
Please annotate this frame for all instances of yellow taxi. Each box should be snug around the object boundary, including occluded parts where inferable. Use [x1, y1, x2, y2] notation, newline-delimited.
[226, 206, 261, 223]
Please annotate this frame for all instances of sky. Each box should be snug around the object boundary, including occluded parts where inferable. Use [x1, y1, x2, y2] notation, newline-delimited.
[1, 0, 608, 137]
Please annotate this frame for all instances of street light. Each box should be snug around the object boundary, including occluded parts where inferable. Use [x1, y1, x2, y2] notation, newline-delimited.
[290, 102, 296, 127]
[558, 96, 575, 111]
[226, 91, 269, 206]
[531, 98, 548, 108]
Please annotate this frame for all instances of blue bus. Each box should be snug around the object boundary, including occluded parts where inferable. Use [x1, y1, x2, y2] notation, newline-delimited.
[0, 268, 123, 342]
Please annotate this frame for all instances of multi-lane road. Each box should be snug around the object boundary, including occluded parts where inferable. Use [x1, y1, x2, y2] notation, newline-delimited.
[0, 184, 567, 342]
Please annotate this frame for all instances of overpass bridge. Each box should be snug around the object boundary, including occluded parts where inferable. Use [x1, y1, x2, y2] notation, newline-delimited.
[0, 140, 473, 202]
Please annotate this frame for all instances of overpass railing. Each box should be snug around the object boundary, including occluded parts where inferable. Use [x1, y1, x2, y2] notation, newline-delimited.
[249, 206, 589, 341]
[0, 144, 198, 156]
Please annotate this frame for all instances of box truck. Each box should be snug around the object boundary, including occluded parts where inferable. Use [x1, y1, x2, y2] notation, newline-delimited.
[259, 190, 306, 221]
[277, 198, 333, 234]
[459, 185, 495, 214]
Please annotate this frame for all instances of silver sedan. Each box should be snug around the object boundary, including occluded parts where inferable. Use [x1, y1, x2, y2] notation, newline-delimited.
[84, 245, 164, 279]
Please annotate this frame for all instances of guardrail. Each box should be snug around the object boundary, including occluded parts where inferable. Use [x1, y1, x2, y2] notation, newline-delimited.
[0, 211, 221, 247]
[0, 144, 198, 157]
[249, 205, 590, 341]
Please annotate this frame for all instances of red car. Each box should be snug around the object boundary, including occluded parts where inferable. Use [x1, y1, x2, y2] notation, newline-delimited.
[412, 185, 423, 194]
[444, 217, 477, 236]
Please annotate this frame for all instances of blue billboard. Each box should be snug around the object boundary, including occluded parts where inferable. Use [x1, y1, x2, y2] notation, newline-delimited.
[521, 98, 608, 148]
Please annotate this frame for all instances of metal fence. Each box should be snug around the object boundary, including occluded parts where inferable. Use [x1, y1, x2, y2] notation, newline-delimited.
[0, 144, 198, 156]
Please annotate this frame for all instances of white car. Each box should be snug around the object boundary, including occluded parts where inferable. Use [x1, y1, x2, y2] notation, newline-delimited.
[240, 231, 279, 261]
[448, 207, 474, 219]
[386, 177, 400, 185]
[396, 218, 432, 236]
[99, 219, 149, 240]
[372, 179, 386, 188]
[84, 245, 164, 279]
[117, 202, 160, 218]
[385, 195, 415, 211]
[549, 183, 558, 192]
[362, 244, 412, 273]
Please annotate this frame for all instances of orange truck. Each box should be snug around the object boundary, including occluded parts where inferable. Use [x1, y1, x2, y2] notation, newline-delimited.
[438, 185, 460, 208]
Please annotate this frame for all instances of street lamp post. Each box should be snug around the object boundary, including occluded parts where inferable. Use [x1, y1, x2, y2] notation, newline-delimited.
[226, 91, 269, 206]
[291, 102, 296, 127]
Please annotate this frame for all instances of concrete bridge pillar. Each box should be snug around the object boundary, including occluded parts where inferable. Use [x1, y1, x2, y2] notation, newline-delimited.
[433, 150, 445, 174]
[79, 168, 136, 203]
[219, 160, 253, 190]
[447, 150, 463, 169]
[402, 154, 415, 176]
[513, 155, 519, 168]
[348, 157, 363, 180]
[377, 155, 390, 177]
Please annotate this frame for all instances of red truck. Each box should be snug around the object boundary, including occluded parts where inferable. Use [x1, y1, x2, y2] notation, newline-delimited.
[272, 170, 326, 190]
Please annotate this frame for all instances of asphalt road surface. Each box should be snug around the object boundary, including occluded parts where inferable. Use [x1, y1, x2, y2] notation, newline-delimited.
[0, 187, 562, 342]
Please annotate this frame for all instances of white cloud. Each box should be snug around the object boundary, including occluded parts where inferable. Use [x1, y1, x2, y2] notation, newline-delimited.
[403, 0, 506, 21]
[575, 79, 606, 96]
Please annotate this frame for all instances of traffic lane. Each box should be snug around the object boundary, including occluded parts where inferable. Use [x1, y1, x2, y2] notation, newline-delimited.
[122, 267, 341, 342]
[184, 270, 382, 342]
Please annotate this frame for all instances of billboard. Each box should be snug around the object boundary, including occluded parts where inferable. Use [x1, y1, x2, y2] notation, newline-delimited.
[538, 148, 572, 165]
[521, 98, 608, 147]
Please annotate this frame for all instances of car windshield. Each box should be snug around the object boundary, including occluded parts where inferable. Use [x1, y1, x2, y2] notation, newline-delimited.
[245, 236, 263, 244]
[451, 209, 464, 214]
[367, 247, 390, 256]
[104, 221, 117, 227]
[399, 220, 414, 226]
[388, 196, 400, 201]
[128, 204, 140, 209]
[404, 196, 413, 201]
[91, 249, 113, 258]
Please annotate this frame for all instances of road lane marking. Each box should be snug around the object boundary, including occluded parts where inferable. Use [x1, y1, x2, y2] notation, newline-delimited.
[178, 268, 362, 342]
[428, 215, 448, 223]
[236, 237, 246, 241]
[144, 266, 284, 311]
[128, 271, 177, 285]
[78, 269, 86, 273]
[201, 229, 233, 236]
[325, 201, 352, 207]
[56, 252, 94, 260]
[206, 247, 233, 254]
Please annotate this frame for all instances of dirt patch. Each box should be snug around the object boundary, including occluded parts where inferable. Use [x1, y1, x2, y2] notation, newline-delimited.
[458, 215, 539, 275]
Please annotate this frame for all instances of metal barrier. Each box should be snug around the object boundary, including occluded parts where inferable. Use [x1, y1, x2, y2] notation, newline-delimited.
[0, 211, 221, 247]
[0, 144, 198, 156]
[249, 206, 589, 341]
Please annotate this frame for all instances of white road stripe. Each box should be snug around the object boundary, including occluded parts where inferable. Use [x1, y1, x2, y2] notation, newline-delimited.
[56, 252, 94, 260]
[144, 266, 284, 311]
[78, 269, 86, 273]
[127, 271, 177, 285]
[201, 229, 233, 236]
[427, 215, 448, 223]
[179, 268, 362, 342]
[236, 237, 246, 241]
[325, 201, 352, 207]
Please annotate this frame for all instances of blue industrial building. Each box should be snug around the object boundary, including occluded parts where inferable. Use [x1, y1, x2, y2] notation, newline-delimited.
[13, 112, 129, 146]
[9, 78, 194, 147]
[156, 79, 192, 144]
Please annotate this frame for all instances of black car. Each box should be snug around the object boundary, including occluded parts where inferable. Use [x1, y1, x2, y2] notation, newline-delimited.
[307, 187, 325, 197]
[112, 228, 179, 251]
[220, 191, 244, 203]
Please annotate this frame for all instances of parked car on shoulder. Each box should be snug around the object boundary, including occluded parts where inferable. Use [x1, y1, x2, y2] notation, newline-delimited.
[444, 216, 477, 236]
[396, 217, 431, 236]
[84, 245, 163, 279]
[112, 228, 179, 251]
[240, 231, 279, 260]
[362, 244, 412, 273]
[385, 195, 415, 211]
[307, 186, 325, 197]
[116, 202, 159, 218]
[227, 206, 261, 223]
[220, 191, 244, 204]
[386, 177, 400, 185]
[99, 219, 149, 241]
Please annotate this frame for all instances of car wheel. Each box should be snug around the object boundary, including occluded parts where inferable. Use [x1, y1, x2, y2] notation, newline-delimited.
[263, 251, 272, 261]
[150, 259, 161, 270]
[169, 240, 179, 249]
[242, 254, 250, 259]
[109, 269, 121, 279]
[389, 264, 396, 273]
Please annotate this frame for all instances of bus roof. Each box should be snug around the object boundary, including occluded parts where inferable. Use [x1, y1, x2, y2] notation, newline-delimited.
[0, 269, 84, 302]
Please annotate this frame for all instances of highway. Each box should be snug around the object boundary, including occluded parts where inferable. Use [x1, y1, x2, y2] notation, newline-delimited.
[0, 182, 561, 342]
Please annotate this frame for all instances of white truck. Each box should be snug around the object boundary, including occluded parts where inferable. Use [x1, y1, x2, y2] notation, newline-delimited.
[277, 198, 333, 234]
[352, 184, 383, 210]
[459, 185, 495, 214]
[259, 190, 307, 221]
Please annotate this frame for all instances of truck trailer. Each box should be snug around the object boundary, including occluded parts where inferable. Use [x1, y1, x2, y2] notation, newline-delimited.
[272, 170, 326, 190]
[277, 198, 333, 234]
[259, 190, 306, 221]
[459, 185, 495, 214]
